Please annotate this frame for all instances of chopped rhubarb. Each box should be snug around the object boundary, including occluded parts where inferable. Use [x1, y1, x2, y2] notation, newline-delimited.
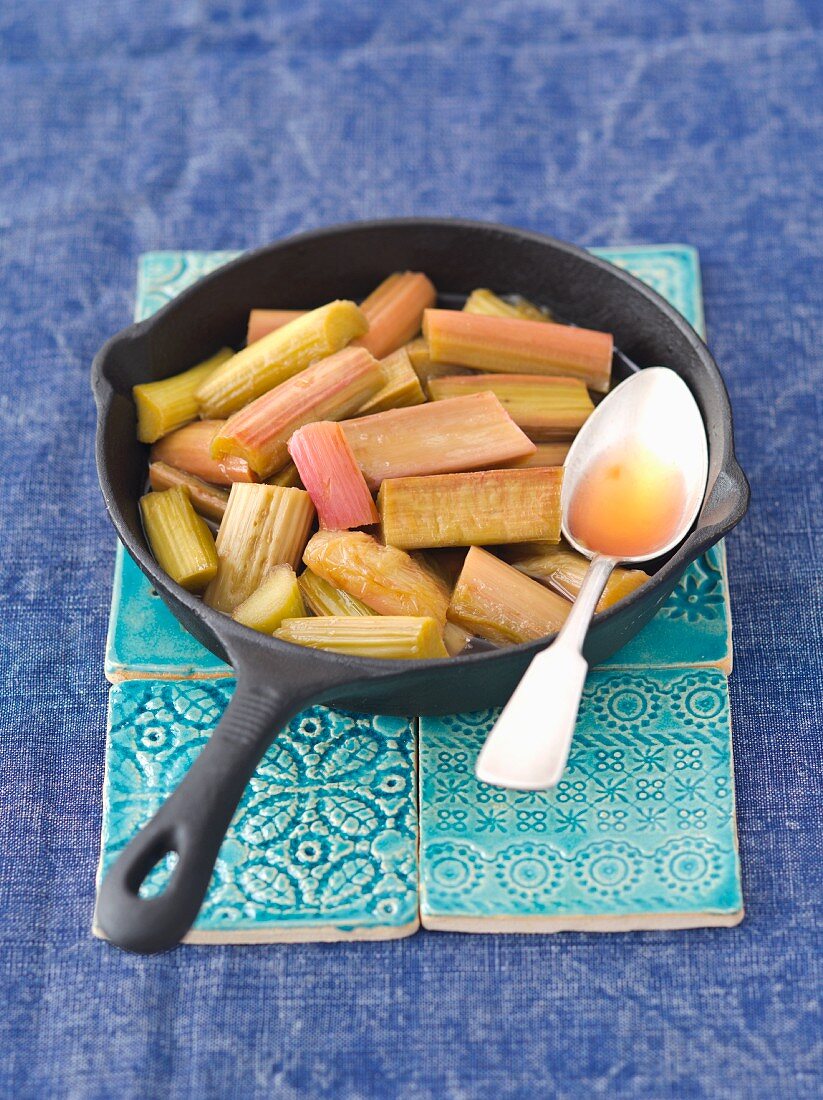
[288, 421, 378, 530]
[341, 392, 535, 490]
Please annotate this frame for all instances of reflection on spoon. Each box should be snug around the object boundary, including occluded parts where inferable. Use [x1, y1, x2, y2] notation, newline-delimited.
[475, 368, 709, 791]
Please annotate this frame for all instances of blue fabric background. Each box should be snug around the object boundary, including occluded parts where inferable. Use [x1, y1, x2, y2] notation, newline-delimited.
[0, 2, 820, 1097]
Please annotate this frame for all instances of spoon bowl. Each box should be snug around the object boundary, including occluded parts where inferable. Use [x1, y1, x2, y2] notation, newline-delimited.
[476, 367, 710, 791]
[563, 367, 709, 562]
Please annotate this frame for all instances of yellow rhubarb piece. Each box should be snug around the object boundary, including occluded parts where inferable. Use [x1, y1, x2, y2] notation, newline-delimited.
[196, 300, 368, 418]
[276, 616, 448, 660]
[232, 565, 306, 633]
[140, 486, 218, 593]
[133, 348, 234, 443]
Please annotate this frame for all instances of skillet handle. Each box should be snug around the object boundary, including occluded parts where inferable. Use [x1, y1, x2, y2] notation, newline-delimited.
[94, 675, 308, 954]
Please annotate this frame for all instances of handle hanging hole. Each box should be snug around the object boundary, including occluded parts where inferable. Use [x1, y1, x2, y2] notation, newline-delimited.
[123, 835, 179, 899]
[138, 851, 179, 899]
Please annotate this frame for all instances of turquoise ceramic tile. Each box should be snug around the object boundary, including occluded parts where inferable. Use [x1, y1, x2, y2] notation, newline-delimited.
[134, 250, 242, 321]
[103, 249, 244, 679]
[105, 544, 230, 680]
[602, 542, 731, 672]
[95, 679, 419, 942]
[134, 246, 705, 337]
[419, 668, 743, 932]
[106, 244, 730, 680]
[592, 245, 706, 338]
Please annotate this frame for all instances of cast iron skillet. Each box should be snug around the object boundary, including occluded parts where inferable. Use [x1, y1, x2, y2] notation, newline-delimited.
[92, 219, 749, 953]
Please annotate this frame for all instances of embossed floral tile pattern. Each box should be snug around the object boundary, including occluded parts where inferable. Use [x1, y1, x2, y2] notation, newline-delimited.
[105, 245, 730, 680]
[602, 542, 730, 671]
[97, 680, 419, 939]
[419, 668, 742, 926]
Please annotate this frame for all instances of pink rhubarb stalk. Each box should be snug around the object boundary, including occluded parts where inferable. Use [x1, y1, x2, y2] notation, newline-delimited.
[211, 346, 384, 478]
[288, 421, 379, 530]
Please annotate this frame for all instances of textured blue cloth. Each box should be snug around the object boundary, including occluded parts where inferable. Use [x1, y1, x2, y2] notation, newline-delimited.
[0, 2, 821, 1097]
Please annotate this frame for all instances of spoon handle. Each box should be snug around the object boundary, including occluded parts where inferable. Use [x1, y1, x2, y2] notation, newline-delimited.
[475, 554, 618, 790]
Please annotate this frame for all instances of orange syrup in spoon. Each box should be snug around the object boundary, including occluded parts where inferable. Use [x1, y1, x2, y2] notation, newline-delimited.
[568, 444, 688, 559]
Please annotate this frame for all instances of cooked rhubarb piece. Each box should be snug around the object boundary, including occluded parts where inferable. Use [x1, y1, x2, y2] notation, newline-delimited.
[442, 621, 471, 656]
[133, 348, 234, 443]
[340, 392, 535, 491]
[303, 530, 450, 623]
[265, 462, 302, 489]
[148, 461, 229, 523]
[276, 616, 448, 659]
[378, 467, 563, 550]
[151, 420, 258, 486]
[463, 288, 552, 322]
[204, 484, 315, 613]
[288, 421, 379, 530]
[496, 442, 570, 469]
[357, 347, 426, 414]
[140, 486, 218, 593]
[503, 542, 649, 611]
[428, 374, 593, 441]
[448, 546, 570, 645]
[404, 337, 430, 374]
[211, 346, 384, 478]
[298, 569, 376, 618]
[423, 309, 613, 393]
[247, 283, 437, 353]
[196, 300, 368, 418]
[246, 309, 305, 345]
[354, 272, 437, 359]
[231, 565, 306, 633]
[404, 337, 473, 394]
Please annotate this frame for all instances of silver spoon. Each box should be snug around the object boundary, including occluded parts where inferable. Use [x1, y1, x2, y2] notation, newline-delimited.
[475, 367, 709, 790]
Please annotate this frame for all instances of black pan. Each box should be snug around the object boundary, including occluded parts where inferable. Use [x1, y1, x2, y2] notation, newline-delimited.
[91, 219, 749, 953]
